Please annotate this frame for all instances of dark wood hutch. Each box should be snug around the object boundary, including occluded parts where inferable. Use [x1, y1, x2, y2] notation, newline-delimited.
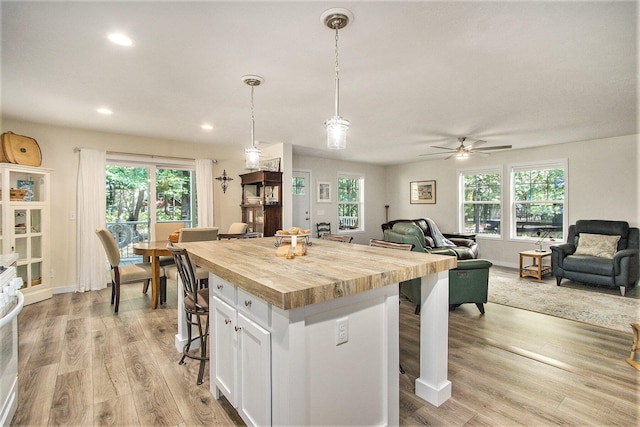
[240, 171, 282, 237]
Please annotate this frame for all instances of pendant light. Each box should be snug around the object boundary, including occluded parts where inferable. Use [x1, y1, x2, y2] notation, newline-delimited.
[243, 75, 263, 169]
[322, 8, 353, 150]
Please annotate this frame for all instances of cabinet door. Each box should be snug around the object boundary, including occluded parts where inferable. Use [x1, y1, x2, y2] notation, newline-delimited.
[237, 313, 271, 427]
[212, 296, 237, 405]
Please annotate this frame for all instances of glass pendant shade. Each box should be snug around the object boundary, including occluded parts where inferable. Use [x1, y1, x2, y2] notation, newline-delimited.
[325, 116, 349, 150]
[245, 145, 261, 169]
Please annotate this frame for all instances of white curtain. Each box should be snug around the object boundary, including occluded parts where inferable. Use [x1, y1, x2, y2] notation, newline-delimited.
[77, 149, 107, 292]
[195, 159, 215, 227]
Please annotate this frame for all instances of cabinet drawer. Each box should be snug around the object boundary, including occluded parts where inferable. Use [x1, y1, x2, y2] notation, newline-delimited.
[237, 288, 270, 326]
[210, 275, 236, 305]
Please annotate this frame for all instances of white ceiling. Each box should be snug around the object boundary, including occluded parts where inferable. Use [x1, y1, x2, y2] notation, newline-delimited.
[1, 1, 637, 165]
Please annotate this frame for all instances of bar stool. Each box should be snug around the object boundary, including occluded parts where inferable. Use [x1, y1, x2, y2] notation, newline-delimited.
[167, 243, 210, 385]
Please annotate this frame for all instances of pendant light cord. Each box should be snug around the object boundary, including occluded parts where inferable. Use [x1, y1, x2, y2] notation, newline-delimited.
[334, 27, 340, 117]
[250, 85, 255, 149]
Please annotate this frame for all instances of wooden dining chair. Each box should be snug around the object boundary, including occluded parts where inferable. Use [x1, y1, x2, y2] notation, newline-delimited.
[321, 234, 353, 243]
[316, 222, 331, 238]
[167, 243, 210, 385]
[95, 228, 166, 313]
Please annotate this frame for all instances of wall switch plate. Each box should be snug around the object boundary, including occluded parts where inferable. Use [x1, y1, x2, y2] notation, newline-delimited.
[336, 317, 349, 345]
[69, 211, 76, 221]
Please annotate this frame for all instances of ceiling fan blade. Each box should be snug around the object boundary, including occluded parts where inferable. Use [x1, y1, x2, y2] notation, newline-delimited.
[444, 153, 457, 160]
[466, 139, 486, 149]
[471, 150, 491, 156]
[430, 145, 456, 151]
[473, 145, 513, 151]
[419, 152, 450, 156]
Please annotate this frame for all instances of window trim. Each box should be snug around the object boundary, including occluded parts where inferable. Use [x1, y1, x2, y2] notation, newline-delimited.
[458, 166, 503, 239]
[508, 158, 568, 242]
[337, 171, 365, 234]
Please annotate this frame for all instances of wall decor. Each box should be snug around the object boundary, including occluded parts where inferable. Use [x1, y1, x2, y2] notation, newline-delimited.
[410, 180, 436, 204]
[17, 179, 35, 201]
[215, 169, 233, 193]
[317, 181, 331, 203]
[259, 157, 281, 172]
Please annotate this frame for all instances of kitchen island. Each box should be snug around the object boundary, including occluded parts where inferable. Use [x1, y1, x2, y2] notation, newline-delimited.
[178, 237, 456, 426]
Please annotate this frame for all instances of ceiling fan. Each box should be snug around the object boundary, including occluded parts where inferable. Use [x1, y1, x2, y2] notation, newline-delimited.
[420, 137, 512, 159]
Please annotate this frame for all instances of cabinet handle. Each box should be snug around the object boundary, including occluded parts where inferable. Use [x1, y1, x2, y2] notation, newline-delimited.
[217, 284, 223, 290]
[224, 319, 231, 325]
[244, 300, 252, 307]
[234, 326, 242, 332]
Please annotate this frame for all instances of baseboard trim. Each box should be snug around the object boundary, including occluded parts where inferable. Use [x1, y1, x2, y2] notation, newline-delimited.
[52, 285, 77, 294]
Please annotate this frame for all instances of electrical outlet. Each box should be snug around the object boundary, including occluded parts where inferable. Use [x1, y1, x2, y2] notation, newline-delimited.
[336, 317, 349, 345]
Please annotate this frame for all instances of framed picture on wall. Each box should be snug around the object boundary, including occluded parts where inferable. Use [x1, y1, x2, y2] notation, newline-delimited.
[410, 180, 436, 204]
[317, 181, 331, 203]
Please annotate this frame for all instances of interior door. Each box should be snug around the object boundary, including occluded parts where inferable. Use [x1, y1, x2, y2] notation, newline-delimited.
[292, 170, 311, 230]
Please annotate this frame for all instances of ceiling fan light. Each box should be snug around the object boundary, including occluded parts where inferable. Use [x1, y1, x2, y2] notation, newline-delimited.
[325, 116, 349, 150]
[245, 145, 261, 169]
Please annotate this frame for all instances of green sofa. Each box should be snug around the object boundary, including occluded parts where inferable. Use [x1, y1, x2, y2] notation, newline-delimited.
[384, 222, 492, 314]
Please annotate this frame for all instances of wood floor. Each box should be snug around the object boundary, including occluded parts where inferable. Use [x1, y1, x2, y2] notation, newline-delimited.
[11, 271, 639, 426]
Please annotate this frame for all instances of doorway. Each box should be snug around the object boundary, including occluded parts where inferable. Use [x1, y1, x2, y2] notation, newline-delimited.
[292, 170, 311, 231]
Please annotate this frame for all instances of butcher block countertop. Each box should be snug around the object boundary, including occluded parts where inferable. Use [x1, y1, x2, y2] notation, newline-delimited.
[177, 237, 457, 310]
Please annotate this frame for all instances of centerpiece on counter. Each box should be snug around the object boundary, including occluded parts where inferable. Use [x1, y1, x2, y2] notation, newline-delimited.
[274, 227, 312, 257]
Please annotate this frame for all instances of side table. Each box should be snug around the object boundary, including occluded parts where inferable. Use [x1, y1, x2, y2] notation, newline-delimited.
[519, 250, 552, 281]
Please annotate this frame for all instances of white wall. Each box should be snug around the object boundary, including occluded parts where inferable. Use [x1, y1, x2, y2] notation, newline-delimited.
[385, 134, 639, 268]
[3, 117, 636, 288]
[292, 154, 387, 245]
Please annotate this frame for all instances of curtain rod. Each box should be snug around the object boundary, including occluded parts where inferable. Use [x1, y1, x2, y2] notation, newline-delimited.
[73, 147, 217, 163]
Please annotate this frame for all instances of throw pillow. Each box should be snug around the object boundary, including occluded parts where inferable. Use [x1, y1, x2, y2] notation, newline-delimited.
[574, 233, 620, 259]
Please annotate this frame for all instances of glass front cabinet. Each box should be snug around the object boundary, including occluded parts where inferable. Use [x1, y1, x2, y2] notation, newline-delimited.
[0, 164, 52, 305]
[240, 171, 282, 237]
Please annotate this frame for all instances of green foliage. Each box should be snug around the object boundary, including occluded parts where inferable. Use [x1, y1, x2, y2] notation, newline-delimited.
[106, 166, 193, 223]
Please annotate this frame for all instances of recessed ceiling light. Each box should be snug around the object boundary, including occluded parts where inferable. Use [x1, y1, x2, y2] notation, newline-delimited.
[97, 107, 113, 115]
[201, 124, 213, 131]
[108, 33, 134, 46]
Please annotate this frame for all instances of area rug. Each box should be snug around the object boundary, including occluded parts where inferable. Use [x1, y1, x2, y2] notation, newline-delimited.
[488, 268, 640, 332]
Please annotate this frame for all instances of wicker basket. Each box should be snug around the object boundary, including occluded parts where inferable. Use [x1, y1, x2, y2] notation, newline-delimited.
[0, 189, 28, 201]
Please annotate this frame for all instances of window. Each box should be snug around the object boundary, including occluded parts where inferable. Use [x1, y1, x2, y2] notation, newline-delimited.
[459, 168, 502, 237]
[337, 173, 364, 231]
[511, 161, 566, 240]
[106, 158, 196, 262]
[292, 177, 305, 195]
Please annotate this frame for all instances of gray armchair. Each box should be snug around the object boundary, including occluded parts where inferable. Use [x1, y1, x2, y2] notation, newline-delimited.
[551, 220, 639, 296]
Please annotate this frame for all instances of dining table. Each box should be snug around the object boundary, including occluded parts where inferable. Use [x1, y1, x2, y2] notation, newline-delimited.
[132, 240, 171, 309]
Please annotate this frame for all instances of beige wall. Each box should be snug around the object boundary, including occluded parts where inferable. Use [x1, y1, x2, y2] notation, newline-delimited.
[292, 155, 388, 245]
[385, 134, 640, 267]
[2, 119, 253, 290]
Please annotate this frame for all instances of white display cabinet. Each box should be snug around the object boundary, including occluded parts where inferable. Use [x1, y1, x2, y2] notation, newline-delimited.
[0, 164, 52, 305]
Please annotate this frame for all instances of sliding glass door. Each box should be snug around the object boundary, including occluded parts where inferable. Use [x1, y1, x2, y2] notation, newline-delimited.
[106, 163, 195, 263]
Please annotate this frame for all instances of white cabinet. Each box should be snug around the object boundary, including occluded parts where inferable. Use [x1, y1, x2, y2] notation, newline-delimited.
[209, 272, 400, 426]
[236, 312, 271, 426]
[0, 165, 51, 305]
[212, 278, 271, 427]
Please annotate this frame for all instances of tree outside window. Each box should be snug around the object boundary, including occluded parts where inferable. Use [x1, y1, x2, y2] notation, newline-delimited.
[512, 164, 565, 239]
[461, 170, 502, 236]
[338, 175, 363, 231]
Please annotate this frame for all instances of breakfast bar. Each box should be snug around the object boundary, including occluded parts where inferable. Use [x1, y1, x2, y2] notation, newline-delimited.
[178, 237, 456, 426]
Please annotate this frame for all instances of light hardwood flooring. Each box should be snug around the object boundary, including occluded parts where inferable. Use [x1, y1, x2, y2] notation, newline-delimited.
[11, 271, 640, 426]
